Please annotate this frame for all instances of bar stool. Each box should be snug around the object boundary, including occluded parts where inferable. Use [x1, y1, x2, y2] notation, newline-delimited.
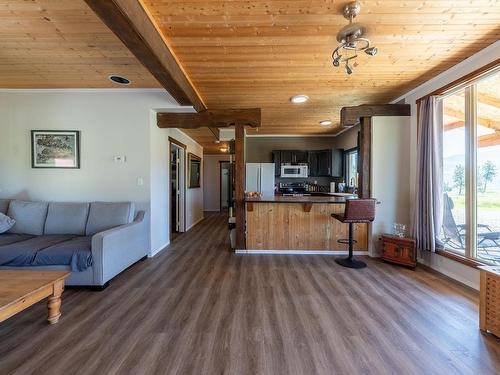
[332, 198, 376, 269]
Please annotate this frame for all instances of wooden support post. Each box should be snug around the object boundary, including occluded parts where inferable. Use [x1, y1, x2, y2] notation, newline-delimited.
[359, 116, 372, 199]
[235, 124, 246, 250]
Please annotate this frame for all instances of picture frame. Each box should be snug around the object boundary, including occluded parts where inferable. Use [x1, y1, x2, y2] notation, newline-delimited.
[188, 152, 201, 188]
[31, 130, 80, 169]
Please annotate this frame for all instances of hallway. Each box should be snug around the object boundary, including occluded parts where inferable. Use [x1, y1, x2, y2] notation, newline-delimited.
[0, 213, 499, 375]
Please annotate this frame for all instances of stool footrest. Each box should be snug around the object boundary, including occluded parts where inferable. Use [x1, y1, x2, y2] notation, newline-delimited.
[338, 239, 358, 245]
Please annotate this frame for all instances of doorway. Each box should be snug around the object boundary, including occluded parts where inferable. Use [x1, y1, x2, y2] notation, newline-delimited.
[169, 138, 186, 241]
[220, 161, 233, 211]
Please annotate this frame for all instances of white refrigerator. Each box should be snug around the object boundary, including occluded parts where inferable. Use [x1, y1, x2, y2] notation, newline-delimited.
[245, 163, 275, 196]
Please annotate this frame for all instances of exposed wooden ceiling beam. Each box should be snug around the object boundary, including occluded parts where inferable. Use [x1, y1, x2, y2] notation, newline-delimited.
[84, 0, 206, 112]
[340, 104, 411, 127]
[478, 132, 500, 148]
[456, 91, 500, 108]
[157, 109, 261, 129]
[444, 121, 465, 131]
[444, 107, 500, 130]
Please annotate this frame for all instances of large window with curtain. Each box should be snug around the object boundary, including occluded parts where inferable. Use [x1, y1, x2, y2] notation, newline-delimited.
[440, 70, 500, 263]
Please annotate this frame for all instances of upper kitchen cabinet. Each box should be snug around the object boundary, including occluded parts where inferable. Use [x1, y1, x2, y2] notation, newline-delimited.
[317, 150, 331, 176]
[278, 150, 308, 164]
[271, 150, 281, 176]
[293, 151, 309, 164]
[308, 149, 343, 177]
[331, 149, 344, 177]
[308, 152, 319, 176]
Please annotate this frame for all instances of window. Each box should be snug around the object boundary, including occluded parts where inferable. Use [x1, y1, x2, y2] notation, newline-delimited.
[345, 148, 358, 188]
[440, 70, 500, 263]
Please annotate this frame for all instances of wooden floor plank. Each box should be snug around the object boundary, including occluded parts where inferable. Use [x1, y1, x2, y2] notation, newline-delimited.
[0, 212, 499, 375]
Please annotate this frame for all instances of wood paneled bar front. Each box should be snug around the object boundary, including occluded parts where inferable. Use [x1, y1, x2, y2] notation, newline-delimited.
[245, 196, 368, 252]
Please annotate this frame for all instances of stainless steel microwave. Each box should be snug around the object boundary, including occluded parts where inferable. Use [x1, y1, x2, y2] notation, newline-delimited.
[281, 164, 308, 178]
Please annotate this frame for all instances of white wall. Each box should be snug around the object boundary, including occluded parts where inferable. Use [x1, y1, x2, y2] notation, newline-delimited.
[371, 116, 411, 256]
[149, 121, 204, 255]
[393, 41, 500, 290]
[203, 155, 231, 211]
[0, 89, 204, 257]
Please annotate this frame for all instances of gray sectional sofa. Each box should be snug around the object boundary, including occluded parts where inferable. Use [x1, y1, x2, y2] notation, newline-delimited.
[0, 199, 148, 288]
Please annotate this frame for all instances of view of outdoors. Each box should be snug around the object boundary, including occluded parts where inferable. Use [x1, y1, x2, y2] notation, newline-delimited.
[441, 72, 500, 263]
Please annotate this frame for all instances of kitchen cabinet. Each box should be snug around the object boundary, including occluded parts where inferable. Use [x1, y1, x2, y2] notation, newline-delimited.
[293, 151, 308, 164]
[271, 150, 281, 176]
[308, 152, 319, 176]
[279, 150, 293, 164]
[273, 148, 343, 177]
[308, 149, 343, 177]
[317, 150, 331, 176]
[275, 150, 308, 165]
[331, 149, 344, 177]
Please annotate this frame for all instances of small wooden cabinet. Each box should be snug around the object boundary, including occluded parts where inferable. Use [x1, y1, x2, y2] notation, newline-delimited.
[479, 266, 500, 337]
[381, 235, 416, 268]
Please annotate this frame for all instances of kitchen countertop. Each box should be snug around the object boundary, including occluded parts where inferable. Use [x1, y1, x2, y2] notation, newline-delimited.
[245, 195, 351, 204]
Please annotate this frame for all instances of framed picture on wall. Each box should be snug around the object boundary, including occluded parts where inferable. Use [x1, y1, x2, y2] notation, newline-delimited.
[31, 130, 80, 168]
[188, 152, 201, 188]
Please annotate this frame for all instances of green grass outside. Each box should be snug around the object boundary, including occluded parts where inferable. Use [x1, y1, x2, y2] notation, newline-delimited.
[450, 191, 500, 210]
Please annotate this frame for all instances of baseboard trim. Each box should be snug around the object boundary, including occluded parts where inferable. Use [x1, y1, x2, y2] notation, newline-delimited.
[149, 241, 170, 257]
[235, 249, 369, 255]
[186, 216, 205, 231]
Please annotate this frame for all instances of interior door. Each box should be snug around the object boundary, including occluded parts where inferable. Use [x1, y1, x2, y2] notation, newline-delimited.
[175, 148, 181, 232]
[221, 164, 230, 209]
[371, 116, 411, 256]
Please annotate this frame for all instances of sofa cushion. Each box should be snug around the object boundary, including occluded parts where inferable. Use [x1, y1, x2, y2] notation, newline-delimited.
[85, 202, 135, 236]
[0, 213, 15, 234]
[0, 199, 9, 215]
[44, 202, 90, 235]
[0, 234, 73, 268]
[32, 236, 92, 271]
[0, 233, 34, 246]
[7, 200, 48, 235]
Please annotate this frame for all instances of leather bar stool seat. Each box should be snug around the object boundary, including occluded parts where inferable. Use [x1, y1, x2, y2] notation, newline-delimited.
[332, 198, 376, 269]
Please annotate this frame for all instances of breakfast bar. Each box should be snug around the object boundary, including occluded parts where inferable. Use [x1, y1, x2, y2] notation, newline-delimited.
[244, 195, 369, 252]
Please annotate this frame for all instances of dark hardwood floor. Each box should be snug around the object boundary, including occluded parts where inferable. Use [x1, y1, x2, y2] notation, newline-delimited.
[1, 212, 500, 375]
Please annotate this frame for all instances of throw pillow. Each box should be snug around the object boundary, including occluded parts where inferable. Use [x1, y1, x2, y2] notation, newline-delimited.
[0, 213, 15, 234]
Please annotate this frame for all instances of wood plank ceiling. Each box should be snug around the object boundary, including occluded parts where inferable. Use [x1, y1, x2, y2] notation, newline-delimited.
[1, 1, 499, 153]
[0, 0, 160, 88]
[143, 0, 500, 140]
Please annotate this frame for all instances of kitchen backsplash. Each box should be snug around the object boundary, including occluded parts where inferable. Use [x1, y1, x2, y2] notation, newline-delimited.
[277, 176, 344, 189]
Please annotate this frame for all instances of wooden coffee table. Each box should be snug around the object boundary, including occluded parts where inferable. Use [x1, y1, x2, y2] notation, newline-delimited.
[0, 270, 70, 324]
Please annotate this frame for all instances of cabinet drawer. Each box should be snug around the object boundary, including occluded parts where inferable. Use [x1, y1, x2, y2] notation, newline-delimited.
[383, 242, 415, 263]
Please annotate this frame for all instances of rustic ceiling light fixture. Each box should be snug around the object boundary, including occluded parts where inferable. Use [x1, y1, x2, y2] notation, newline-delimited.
[332, 1, 377, 75]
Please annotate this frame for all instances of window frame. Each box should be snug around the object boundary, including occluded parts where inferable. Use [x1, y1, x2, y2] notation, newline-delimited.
[417, 59, 500, 265]
[344, 147, 359, 188]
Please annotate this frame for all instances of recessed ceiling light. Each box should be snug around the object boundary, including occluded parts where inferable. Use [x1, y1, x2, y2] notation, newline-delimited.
[109, 75, 131, 85]
[319, 120, 333, 126]
[290, 94, 309, 104]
